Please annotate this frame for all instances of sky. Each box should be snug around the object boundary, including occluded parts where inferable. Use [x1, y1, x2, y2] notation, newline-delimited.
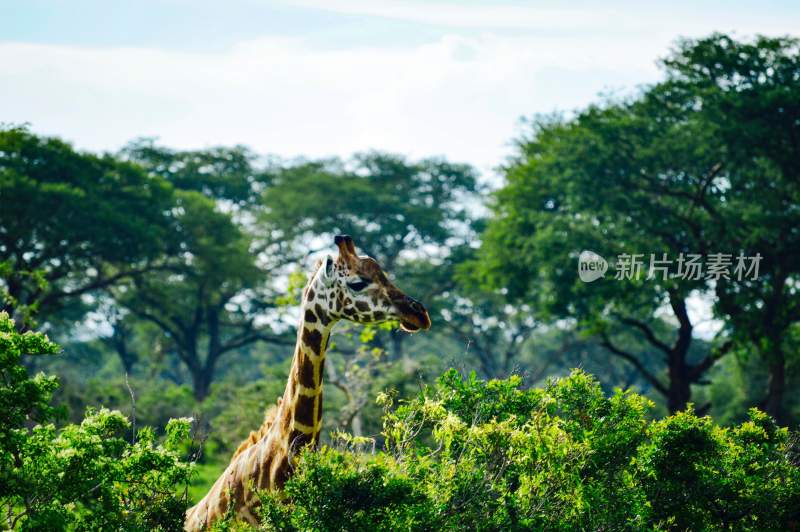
[3, 0, 800, 177]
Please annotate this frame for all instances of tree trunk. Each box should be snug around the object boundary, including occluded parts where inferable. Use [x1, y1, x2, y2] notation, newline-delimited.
[351, 413, 363, 437]
[105, 324, 138, 374]
[757, 271, 788, 425]
[604, 293, 707, 415]
[184, 343, 216, 402]
[666, 294, 695, 414]
[666, 358, 692, 413]
[763, 353, 786, 424]
[194, 309, 222, 402]
[192, 368, 213, 401]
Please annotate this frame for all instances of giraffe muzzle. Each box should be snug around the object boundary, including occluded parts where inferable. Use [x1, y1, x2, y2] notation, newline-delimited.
[395, 296, 432, 333]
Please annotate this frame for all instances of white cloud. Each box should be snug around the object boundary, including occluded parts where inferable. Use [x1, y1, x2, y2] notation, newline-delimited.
[0, 33, 667, 174]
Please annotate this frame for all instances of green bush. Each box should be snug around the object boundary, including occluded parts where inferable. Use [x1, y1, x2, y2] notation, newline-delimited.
[0, 312, 192, 530]
[3, 312, 799, 530]
[256, 449, 435, 532]
[247, 369, 799, 531]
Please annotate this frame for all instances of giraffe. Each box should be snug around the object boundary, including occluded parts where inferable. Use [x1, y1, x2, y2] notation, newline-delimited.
[184, 234, 431, 530]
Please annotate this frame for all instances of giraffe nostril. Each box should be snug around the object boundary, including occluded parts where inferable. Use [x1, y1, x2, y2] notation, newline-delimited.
[405, 297, 428, 317]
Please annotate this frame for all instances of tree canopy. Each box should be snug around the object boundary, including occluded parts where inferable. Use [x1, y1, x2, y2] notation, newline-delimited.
[260, 152, 480, 268]
[0, 126, 175, 327]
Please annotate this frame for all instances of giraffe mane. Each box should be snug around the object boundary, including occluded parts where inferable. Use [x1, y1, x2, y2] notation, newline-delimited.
[230, 399, 282, 460]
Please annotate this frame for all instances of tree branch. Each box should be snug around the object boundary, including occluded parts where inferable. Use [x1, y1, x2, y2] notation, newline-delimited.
[218, 330, 293, 355]
[615, 315, 673, 355]
[130, 310, 186, 353]
[668, 291, 694, 357]
[40, 263, 168, 307]
[688, 340, 733, 381]
[599, 332, 668, 396]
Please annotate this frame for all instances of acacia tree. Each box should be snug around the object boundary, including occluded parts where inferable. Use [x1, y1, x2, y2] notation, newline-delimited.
[260, 152, 478, 267]
[0, 127, 174, 328]
[121, 139, 260, 206]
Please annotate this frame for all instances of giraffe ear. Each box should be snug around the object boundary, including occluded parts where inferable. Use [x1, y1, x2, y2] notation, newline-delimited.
[322, 255, 335, 278]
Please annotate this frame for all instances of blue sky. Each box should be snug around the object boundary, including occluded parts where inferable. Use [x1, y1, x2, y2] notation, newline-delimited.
[2, 1, 799, 174]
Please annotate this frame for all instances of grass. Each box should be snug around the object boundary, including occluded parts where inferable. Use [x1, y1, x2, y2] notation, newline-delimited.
[187, 460, 227, 504]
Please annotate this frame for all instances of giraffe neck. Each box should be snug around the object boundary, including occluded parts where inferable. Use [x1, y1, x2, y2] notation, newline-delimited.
[278, 275, 337, 446]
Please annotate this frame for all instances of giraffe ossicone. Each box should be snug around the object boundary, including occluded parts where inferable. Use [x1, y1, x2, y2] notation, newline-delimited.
[185, 234, 431, 531]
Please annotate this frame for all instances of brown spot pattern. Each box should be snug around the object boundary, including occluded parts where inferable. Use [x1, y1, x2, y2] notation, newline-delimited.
[315, 391, 324, 426]
[304, 309, 317, 323]
[280, 407, 292, 431]
[217, 488, 229, 514]
[232, 480, 245, 510]
[271, 460, 289, 489]
[302, 328, 322, 355]
[289, 429, 312, 448]
[298, 359, 315, 388]
[315, 304, 330, 324]
[294, 394, 316, 426]
[252, 461, 262, 489]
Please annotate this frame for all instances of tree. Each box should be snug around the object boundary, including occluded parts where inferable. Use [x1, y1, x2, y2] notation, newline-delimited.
[121, 138, 260, 205]
[660, 33, 800, 422]
[260, 152, 479, 270]
[111, 142, 293, 400]
[0, 127, 174, 328]
[477, 98, 726, 413]
[113, 191, 289, 400]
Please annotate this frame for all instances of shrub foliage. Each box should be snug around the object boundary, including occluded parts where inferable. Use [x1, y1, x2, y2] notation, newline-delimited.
[0, 312, 192, 530]
[254, 370, 799, 531]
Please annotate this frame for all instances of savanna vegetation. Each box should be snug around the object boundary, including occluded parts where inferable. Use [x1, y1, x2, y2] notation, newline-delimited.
[1, 33, 799, 530]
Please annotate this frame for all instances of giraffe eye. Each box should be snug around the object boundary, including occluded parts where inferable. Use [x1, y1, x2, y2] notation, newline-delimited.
[347, 279, 369, 291]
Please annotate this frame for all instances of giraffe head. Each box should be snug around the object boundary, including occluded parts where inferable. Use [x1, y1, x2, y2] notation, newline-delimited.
[313, 235, 431, 332]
